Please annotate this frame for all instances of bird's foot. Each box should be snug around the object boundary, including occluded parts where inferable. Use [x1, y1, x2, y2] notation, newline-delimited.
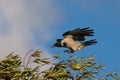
[64, 50, 74, 53]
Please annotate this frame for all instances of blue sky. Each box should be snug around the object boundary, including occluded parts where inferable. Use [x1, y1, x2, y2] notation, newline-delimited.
[0, 0, 120, 74]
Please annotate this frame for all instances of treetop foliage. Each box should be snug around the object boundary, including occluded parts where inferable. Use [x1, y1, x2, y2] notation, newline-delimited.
[0, 50, 119, 80]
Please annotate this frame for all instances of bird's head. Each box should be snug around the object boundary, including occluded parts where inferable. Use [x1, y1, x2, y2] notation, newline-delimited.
[51, 39, 63, 47]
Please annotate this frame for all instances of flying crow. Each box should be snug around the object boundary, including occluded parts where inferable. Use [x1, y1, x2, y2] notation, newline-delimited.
[52, 27, 97, 53]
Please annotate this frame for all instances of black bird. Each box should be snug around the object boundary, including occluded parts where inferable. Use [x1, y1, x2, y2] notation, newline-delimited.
[52, 27, 97, 53]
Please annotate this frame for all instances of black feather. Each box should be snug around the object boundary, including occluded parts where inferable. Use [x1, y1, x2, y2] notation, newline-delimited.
[82, 39, 97, 47]
[62, 27, 94, 41]
[51, 39, 62, 47]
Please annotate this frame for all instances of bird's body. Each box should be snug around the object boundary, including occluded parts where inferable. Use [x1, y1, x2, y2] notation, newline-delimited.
[61, 35, 82, 52]
[52, 27, 97, 53]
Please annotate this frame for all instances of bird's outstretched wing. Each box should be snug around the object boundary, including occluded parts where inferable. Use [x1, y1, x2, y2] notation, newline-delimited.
[62, 27, 94, 41]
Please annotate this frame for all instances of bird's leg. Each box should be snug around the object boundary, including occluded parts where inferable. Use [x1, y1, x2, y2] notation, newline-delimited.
[64, 49, 72, 53]
[64, 49, 74, 53]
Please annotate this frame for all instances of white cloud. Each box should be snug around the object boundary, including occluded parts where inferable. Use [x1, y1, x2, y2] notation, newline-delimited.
[0, 0, 62, 58]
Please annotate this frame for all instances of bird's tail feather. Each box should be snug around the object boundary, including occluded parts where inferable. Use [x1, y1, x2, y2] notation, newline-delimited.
[83, 39, 97, 46]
